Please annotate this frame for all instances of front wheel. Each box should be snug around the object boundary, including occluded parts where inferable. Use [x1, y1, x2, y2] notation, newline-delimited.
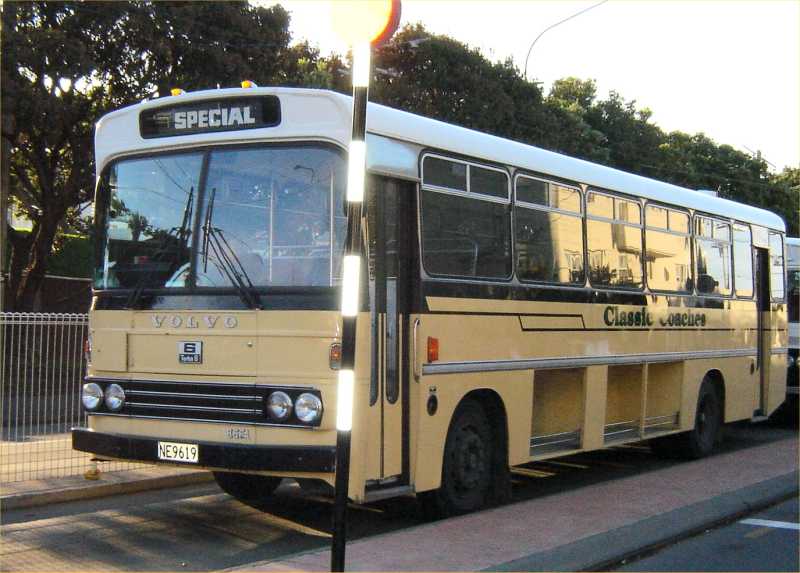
[418, 400, 493, 518]
[650, 378, 723, 459]
[213, 471, 282, 505]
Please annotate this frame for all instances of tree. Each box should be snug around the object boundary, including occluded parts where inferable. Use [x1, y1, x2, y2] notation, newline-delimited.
[1, 1, 297, 310]
[371, 25, 552, 146]
[768, 167, 800, 235]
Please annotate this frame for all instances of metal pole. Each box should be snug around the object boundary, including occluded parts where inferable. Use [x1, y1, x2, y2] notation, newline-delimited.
[331, 41, 371, 573]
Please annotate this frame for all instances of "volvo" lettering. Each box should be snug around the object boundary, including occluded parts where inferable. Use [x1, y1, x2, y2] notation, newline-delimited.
[150, 315, 238, 329]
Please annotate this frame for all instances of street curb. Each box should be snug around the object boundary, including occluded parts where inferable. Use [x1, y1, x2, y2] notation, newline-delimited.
[485, 471, 799, 572]
[0, 470, 214, 512]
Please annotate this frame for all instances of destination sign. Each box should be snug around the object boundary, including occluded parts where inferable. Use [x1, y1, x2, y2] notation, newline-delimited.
[139, 96, 280, 138]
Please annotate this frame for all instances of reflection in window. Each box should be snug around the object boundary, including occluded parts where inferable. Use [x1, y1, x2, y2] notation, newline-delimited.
[645, 206, 691, 292]
[514, 176, 583, 284]
[97, 153, 204, 289]
[470, 166, 509, 199]
[423, 156, 467, 191]
[695, 217, 731, 295]
[788, 269, 799, 322]
[95, 146, 347, 291]
[733, 224, 753, 297]
[421, 192, 511, 279]
[587, 192, 643, 288]
[769, 232, 785, 300]
[199, 146, 346, 288]
[422, 155, 508, 199]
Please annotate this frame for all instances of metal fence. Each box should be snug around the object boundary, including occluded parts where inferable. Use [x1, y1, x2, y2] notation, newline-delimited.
[1, 312, 134, 483]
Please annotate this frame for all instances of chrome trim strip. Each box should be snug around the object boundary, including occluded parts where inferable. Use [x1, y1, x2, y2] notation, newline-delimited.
[422, 347, 758, 375]
[125, 389, 261, 401]
[127, 402, 261, 414]
[88, 412, 314, 429]
[772, 347, 789, 355]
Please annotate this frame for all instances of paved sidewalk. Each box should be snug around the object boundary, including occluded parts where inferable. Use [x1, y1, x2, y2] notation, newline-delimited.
[232, 436, 799, 572]
[1, 464, 213, 511]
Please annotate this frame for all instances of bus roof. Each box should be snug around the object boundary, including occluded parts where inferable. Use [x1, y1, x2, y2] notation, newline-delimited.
[95, 87, 785, 231]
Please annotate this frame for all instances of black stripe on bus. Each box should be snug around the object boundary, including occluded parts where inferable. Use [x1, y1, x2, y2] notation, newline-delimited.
[418, 281, 731, 311]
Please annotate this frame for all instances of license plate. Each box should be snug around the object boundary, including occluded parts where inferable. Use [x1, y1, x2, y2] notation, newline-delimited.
[157, 441, 199, 463]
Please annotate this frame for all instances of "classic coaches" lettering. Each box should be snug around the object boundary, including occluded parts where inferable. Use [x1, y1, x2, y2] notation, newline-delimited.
[603, 306, 706, 328]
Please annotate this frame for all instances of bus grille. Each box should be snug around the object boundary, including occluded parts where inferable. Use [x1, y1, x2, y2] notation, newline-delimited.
[101, 379, 269, 425]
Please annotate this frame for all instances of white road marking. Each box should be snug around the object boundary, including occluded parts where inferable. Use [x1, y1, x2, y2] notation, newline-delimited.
[740, 518, 800, 531]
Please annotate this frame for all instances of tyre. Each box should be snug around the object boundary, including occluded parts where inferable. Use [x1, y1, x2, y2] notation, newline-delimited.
[650, 377, 723, 460]
[213, 471, 282, 505]
[419, 400, 493, 518]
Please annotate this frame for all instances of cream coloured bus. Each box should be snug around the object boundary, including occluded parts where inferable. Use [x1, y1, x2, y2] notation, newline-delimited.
[73, 86, 788, 516]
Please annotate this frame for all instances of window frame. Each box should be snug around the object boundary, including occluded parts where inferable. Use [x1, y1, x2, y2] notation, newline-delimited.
[642, 202, 693, 295]
[693, 213, 733, 298]
[421, 153, 511, 205]
[512, 173, 585, 286]
[418, 152, 513, 282]
[94, 140, 348, 295]
[732, 222, 755, 299]
[585, 188, 645, 291]
[768, 230, 786, 302]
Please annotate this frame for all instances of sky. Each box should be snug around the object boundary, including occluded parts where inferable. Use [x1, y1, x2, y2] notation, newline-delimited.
[261, 0, 800, 173]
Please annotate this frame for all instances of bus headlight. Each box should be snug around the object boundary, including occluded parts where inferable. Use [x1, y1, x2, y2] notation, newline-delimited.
[267, 391, 293, 422]
[295, 393, 323, 424]
[104, 384, 126, 412]
[82, 383, 103, 411]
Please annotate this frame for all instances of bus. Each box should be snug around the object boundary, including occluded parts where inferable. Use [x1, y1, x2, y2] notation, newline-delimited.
[73, 86, 788, 516]
[786, 237, 798, 415]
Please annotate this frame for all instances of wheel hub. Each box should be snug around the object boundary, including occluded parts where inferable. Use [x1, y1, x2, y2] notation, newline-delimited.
[454, 430, 486, 490]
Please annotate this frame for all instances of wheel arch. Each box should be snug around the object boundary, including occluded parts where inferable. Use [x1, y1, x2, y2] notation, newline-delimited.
[460, 388, 511, 504]
[703, 368, 727, 419]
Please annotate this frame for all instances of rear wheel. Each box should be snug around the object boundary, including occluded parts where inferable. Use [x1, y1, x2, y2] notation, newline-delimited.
[650, 377, 723, 459]
[213, 471, 282, 505]
[419, 400, 493, 518]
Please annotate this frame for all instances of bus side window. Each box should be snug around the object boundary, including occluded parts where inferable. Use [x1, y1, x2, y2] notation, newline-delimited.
[695, 216, 732, 296]
[514, 176, 584, 285]
[645, 205, 692, 293]
[420, 155, 511, 280]
[733, 223, 754, 298]
[586, 191, 644, 289]
[769, 231, 785, 300]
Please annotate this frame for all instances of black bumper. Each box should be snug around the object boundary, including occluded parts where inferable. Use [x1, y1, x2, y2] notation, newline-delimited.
[72, 428, 336, 473]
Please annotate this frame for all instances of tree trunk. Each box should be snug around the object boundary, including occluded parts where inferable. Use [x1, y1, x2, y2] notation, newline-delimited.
[12, 213, 60, 311]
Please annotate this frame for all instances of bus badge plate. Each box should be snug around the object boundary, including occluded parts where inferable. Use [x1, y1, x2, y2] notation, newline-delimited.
[178, 341, 203, 364]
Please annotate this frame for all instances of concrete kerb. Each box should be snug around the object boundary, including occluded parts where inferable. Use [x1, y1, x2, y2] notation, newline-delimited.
[1, 467, 214, 511]
[486, 471, 799, 572]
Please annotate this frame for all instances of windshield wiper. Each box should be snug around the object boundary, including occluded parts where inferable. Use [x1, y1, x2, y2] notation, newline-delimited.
[125, 186, 194, 309]
[200, 188, 261, 310]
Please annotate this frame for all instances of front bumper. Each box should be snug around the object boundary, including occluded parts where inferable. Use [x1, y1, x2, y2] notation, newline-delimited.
[72, 428, 336, 473]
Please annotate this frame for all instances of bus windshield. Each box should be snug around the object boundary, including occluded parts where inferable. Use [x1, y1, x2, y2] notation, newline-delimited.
[789, 269, 799, 323]
[96, 145, 347, 291]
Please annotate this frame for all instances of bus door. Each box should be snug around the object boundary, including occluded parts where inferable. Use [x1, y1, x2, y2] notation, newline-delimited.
[368, 176, 412, 483]
[755, 248, 771, 416]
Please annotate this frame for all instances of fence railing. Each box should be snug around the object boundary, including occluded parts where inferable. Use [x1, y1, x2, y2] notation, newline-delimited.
[1, 312, 135, 483]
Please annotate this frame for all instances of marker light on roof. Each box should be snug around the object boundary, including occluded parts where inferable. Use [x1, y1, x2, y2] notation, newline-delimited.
[241, 80, 257, 88]
[170, 88, 184, 96]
